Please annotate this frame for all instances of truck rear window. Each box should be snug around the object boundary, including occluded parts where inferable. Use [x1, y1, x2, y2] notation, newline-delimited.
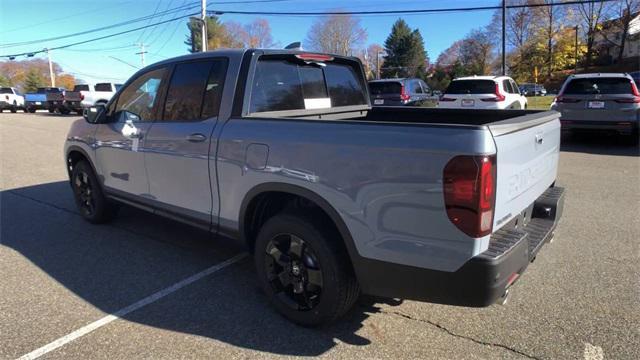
[95, 83, 112, 91]
[249, 56, 367, 113]
[73, 85, 90, 91]
[0, 88, 12, 94]
[563, 77, 633, 95]
[369, 82, 402, 95]
[446, 80, 495, 94]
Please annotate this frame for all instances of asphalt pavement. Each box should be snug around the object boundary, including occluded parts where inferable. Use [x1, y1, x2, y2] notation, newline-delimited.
[1, 112, 638, 359]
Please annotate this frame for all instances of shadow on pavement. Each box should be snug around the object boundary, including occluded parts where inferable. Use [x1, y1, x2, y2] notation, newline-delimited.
[560, 131, 639, 157]
[1, 181, 393, 356]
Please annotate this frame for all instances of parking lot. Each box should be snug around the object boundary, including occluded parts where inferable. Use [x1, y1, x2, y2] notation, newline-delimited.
[1, 112, 638, 359]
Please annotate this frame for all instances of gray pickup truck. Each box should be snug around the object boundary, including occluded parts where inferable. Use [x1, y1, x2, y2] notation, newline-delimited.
[65, 49, 565, 326]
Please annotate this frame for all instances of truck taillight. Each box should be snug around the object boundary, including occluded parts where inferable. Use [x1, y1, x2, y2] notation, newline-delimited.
[400, 85, 410, 102]
[80, 94, 85, 100]
[443, 155, 496, 238]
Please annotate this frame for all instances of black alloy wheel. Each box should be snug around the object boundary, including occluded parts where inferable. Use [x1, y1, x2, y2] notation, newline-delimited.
[73, 168, 96, 217]
[264, 233, 324, 311]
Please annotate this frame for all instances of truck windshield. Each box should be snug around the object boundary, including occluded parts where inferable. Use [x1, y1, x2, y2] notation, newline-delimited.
[563, 78, 633, 95]
[249, 56, 367, 113]
[74, 85, 90, 91]
[369, 82, 402, 95]
[446, 80, 495, 94]
[95, 83, 112, 91]
[0, 88, 12, 94]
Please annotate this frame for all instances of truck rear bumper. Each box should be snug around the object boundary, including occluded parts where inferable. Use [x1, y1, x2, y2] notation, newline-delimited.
[356, 186, 565, 307]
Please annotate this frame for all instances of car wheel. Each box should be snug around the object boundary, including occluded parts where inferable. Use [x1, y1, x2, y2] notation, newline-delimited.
[254, 213, 360, 326]
[10, 101, 17, 113]
[71, 161, 118, 224]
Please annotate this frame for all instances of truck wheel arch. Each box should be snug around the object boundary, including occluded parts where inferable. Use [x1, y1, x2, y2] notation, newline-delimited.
[239, 183, 360, 269]
[66, 146, 98, 183]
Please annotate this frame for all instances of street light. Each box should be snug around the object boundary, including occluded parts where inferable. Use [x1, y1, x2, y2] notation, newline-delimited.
[376, 50, 387, 79]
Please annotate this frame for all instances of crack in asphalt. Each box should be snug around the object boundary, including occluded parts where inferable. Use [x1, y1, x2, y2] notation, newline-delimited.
[381, 309, 542, 360]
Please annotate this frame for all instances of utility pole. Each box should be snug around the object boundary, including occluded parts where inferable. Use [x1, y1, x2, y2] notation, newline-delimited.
[201, 0, 207, 52]
[501, 0, 506, 76]
[135, 43, 147, 67]
[45, 48, 55, 87]
[376, 50, 380, 80]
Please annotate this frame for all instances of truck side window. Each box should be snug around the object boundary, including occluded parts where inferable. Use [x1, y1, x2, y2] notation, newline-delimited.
[200, 59, 228, 119]
[163, 61, 212, 122]
[114, 67, 167, 122]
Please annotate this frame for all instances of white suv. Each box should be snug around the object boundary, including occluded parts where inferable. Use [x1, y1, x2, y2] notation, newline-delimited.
[438, 76, 528, 110]
[0, 87, 25, 113]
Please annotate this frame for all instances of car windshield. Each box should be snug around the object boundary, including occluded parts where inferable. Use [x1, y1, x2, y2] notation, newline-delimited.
[563, 77, 633, 95]
[445, 80, 495, 94]
[369, 82, 402, 95]
[74, 85, 90, 91]
[0, 88, 13, 94]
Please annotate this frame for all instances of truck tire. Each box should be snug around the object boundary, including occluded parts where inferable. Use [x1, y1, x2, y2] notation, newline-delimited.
[10, 101, 17, 113]
[48, 108, 55, 113]
[254, 213, 359, 326]
[27, 107, 36, 113]
[71, 161, 118, 224]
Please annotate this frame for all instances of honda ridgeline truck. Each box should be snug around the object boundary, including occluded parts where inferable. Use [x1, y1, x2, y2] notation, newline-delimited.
[65, 49, 565, 326]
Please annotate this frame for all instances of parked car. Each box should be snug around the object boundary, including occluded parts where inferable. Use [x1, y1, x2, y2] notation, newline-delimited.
[0, 87, 25, 113]
[438, 76, 528, 110]
[25, 87, 64, 113]
[431, 90, 442, 97]
[551, 73, 640, 141]
[66, 49, 564, 326]
[369, 78, 431, 106]
[520, 83, 547, 96]
[64, 82, 121, 114]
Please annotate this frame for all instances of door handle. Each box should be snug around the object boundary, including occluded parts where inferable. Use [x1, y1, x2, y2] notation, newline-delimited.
[187, 133, 207, 142]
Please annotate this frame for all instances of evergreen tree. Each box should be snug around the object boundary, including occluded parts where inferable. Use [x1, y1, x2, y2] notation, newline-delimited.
[185, 16, 237, 53]
[381, 19, 428, 79]
[23, 69, 44, 93]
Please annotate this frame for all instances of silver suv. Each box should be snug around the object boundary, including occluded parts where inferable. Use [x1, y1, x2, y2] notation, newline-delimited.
[551, 73, 640, 141]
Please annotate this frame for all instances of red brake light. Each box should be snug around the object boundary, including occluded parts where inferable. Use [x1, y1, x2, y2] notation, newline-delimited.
[295, 53, 334, 62]
[80, 94, 85, 101]
[630, 80, 640, 96]
[480, 83, 505, 102]
[400, 85, 410, 101]
[443, 155, 496, 238]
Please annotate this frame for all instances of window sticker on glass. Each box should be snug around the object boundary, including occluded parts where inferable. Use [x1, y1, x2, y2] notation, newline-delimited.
[304, 98, 331, 109]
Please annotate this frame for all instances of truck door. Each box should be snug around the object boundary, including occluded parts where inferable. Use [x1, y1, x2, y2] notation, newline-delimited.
[142, 58, 228, 228]
[94, 67, 169, 197]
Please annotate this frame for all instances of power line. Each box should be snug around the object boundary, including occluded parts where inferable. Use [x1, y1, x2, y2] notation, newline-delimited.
[137, 0, 166, 43]
[1, 11, 200, 58]
[0, 2, 200, 49]
[208, 0, 616, 16]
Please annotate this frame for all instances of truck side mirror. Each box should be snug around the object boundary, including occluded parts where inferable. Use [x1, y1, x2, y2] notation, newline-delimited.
[84, 104, 106, 124]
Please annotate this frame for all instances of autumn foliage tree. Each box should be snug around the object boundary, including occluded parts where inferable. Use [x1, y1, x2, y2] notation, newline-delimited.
[0, 58, 76, 92]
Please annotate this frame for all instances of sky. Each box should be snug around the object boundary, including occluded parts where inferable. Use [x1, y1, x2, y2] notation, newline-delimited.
[0, 0, 499, 84]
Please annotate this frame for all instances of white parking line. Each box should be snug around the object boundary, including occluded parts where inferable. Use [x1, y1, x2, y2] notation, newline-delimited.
[17, 253, 248, 360]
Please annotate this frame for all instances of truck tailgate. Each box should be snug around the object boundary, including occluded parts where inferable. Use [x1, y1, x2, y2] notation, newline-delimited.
[46, 93, 64, 102]
[489, 111, 560, 231]
[65, 91, 82, 102]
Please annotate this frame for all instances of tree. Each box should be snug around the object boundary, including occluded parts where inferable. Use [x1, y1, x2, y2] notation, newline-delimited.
[57, 74, 76, 90]
[225, 18, 278, 48]
[459, 28, 495, 75]
[23, 69, 44, 93]
[305, 14, 367, 56]
[599, 0, 640, 62]
[577, 0, 607, 68]
[0, 74, 11, 87]
[185, 16, 236, 52]
[381, 19, 428, 78]
[436, 40, 463, 67]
